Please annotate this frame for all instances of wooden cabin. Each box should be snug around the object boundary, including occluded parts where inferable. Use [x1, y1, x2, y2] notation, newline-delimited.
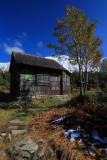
[9, 52, 71, 97]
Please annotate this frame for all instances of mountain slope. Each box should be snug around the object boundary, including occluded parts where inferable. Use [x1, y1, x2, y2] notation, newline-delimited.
[0, 62, 10, 72]
[46, 55, 79, 73]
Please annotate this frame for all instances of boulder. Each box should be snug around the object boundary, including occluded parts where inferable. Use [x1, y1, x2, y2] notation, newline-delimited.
[32, 146, 45, 160]
[18, 151, 30, 158]
[13, 139, 38, 153]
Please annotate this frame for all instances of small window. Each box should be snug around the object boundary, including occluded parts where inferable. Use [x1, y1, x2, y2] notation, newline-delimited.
[36, 74, 50, 85]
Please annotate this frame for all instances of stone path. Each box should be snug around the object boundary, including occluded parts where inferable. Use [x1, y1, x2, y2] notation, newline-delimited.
[10, 129, 27, 136]
[13, 139, 38, 153]
[0, 119, 46, 160]
[10, 119, 24, 124]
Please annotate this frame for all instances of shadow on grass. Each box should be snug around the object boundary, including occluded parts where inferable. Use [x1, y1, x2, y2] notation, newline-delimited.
[0, 91, 16, 103]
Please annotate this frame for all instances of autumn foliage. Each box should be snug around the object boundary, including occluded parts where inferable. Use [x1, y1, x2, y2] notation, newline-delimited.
[48, 6, 104, 96]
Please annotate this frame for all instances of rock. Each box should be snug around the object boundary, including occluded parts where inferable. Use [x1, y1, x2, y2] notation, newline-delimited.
[8, 126, 17, 129]
[32, 146, 45, 160]
[19, 151, 30, 158]
[11, 130, 27, 136]
[1, 132, 6, 137]
[14, 157, 24, 160]
[16, 96, 23, 100]
[13, 139, 38, 153]
[0, 150, 6, 156]
[10, 120, 24, 124]
[14, 104, 21, 108]
[5, 133, 11, 142]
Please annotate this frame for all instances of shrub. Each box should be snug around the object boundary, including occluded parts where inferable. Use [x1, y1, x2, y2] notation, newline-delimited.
[0, 71, 10, 90]
[84, 91, 97, 102]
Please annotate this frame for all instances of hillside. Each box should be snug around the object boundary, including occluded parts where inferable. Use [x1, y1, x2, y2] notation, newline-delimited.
[0, 62, 10, 72]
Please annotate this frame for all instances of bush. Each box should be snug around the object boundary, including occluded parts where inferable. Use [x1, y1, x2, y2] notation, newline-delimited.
[0, 71, 10, 90]
[71, 71, 107, 92]
[70, 71, 80, 88]
[84, 91, 97, 102]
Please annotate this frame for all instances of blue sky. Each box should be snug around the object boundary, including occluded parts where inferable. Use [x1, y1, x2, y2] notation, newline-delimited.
[0, 0, 107, 62]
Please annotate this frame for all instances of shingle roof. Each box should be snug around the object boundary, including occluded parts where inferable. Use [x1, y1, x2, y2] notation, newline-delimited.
[12, 52, 69, 72]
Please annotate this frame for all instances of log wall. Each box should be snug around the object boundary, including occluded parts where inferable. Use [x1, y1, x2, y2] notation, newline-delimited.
[63, 71, 71, 94]
[11, 64, 71, 96]
[10, 57, 20, 96]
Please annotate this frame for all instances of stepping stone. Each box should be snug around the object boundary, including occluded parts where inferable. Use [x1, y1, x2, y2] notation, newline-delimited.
[8, 126, 17, 129]
[14, 157, 24, 160]
[1, 132, 6, 137]
[10, 120, 24, 124]
[0, 151, 6, 156]
[10, 130, 27, 136]
[13, 139, 38, 153]
[19, 151, 30, 158]
[32, 146, 45, 160]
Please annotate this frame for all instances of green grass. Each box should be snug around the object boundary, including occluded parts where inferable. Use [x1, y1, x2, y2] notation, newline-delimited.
[0, 109, 15, 130]
[0, 96, 68, 130]
[0, 96, 69, 159]
[84, 91, 97, 102]
[0, 93, 106, 160]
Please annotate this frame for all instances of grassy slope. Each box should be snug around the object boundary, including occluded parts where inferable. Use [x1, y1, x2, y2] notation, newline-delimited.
[0, 92, 106, 160]
[29, 93, 107, 160]
[0, 96, 69, 160]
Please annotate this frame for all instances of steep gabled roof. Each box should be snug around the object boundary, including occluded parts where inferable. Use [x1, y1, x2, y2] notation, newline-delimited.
[11, 52, 70, 73]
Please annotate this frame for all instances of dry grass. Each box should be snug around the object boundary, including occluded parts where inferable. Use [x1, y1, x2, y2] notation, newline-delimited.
[0, 95, 106, 160]
[29, 105, 107, 160]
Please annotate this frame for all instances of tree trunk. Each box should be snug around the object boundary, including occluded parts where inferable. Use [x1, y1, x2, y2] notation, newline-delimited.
[79, 64, 84, 96]
[85, 60, 88, 91]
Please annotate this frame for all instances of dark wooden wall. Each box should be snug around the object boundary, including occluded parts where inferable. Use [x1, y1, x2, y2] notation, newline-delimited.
[10, 56, 20, 96]
[10, 64, 71, 96]
[63, 71, 71, 95]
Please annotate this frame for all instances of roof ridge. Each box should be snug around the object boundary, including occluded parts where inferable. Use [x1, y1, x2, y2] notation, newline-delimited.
[13, 51, 62, 63]
[12, 51, 70, 73]
[13, 51, 40, 58]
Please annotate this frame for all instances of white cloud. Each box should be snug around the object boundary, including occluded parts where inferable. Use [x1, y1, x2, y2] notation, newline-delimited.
[37, 41, 43, 47]
[14, 40, 23, 47]
[22, 32, 27, 38]
[3, 43, 24, 55]
[17, 32, 27, 40]
[36, 52, 41, 56]
[6, 38, 11, 42]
